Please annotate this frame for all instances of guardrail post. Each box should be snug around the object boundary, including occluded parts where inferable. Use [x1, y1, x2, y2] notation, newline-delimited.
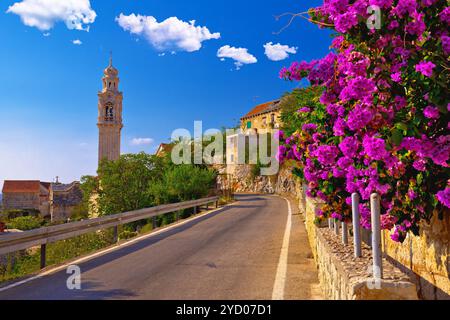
[334, 219, 339, 236]
[206, 203, 209, 210]
[152, 216, 157, 229]
[40, 244, 47, 269]
[113, 226, 119, 243]
[194, 206, 198, 214]
[342, 222, 348, 245]
[370, 193, 383, 279]
[352, 193, 362, 258]
[215, 201, 219, 209]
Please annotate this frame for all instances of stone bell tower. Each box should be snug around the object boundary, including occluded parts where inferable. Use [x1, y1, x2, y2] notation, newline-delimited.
[97, 54, 123, 165]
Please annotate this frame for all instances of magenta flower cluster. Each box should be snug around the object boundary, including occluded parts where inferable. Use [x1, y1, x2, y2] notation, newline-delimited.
[278, 0, 449, 243]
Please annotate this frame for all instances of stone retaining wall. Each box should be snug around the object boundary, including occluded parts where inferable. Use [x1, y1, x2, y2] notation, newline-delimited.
[314, 228, 417, 300]
[383, 212, 450, 300]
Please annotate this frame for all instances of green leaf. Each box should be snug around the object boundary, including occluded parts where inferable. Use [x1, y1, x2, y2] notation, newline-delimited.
[395, 123, 408, 133]
[417, 173, 423, 186]
[391, 129, 404, 146]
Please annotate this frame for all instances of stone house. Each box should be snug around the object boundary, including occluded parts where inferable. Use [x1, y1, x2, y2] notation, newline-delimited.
[1, 180, 51, 216]
[2, 180, 83, 222]
[226, 99, 282, 174]
[49, 182, 83, 222]
[240, 100, 282, 135]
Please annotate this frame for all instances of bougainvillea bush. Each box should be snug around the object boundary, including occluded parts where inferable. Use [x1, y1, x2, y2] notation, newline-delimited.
[277, 0, 449, 242]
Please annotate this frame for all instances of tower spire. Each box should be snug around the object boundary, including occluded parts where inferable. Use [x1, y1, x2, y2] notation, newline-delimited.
[109, 50, 113, 67]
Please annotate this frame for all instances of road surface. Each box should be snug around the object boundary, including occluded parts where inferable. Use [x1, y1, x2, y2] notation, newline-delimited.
[0, 194, 321, 300]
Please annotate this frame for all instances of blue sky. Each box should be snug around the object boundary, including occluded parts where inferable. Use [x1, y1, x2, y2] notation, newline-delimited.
[0, 0, 332, 187]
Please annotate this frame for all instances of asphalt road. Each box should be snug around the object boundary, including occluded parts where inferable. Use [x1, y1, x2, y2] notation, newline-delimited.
[0, 194, 320, 300]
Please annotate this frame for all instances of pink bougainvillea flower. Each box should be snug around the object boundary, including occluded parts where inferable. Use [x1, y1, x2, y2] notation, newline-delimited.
[298, 107, 311, 113]
[391, 72, 402, 83]
[423, 106, 440, 119]
[415, 61, 436, 77]
[436, 188, 450, 208]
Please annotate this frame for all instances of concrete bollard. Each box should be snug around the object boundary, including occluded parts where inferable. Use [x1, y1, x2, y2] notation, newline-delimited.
[334, 220, 339, 236]
[352, 193, 362, 258]
[370, 193, 383, 279]
[342, 222, 348, 245]
[328, 218, 333, 229]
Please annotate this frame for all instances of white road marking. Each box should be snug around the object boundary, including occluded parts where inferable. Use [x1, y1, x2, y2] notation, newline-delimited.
[0, 204, 232, 293]
[272, 197, 292, 300]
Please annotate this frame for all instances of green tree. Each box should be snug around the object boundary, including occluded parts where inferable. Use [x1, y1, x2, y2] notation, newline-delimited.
[149, 165, 217, 204]
[96, 152, 170, 215]
[71, 175, 99, 220]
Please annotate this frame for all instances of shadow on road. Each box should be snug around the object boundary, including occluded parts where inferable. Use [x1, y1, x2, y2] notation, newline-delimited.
[59, 281, 138, 300]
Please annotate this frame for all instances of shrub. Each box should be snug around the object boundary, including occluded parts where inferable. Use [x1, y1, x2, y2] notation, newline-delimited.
[139, 223, 154, 234]
[278, 1, 449, 243]
[6, 216, 44, 231]
[119, 230, 138, 240]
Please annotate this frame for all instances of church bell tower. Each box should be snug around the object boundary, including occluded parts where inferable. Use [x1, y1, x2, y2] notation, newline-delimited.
[98, 55, 123, 165]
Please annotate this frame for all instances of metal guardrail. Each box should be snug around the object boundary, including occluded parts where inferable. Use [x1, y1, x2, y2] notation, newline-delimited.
[0, 196, 220, 268]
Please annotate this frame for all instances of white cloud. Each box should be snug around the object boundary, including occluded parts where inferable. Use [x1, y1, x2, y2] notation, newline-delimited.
[7, 0, 96, 31]
[263, 42, 297, 61]
[72, 39, 82, 45]
[131, 138, 154, 146]
[116, 13, 220, 53]
[217, 45, 257, 70]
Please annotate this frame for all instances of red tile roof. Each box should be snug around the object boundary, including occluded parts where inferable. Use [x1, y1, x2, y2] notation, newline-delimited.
[156, 143, 174, 156]
[2, 181, 41, 193]
[241, 100, 280, 120]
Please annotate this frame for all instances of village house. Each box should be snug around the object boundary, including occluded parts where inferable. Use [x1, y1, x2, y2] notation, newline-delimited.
[1, 180, 51, 217]
[2, 180, 82, 222]
[49, 182, 83, 222]
[226, 100, 282, 173]
[240, 99, 282, 135]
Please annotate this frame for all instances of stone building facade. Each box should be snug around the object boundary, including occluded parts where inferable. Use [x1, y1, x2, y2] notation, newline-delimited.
[2, 180, 83, 222]
[49, 182, 83, 222]
[226, 99, 282, 175]
[1, 181, 50, 216]
[98, 56, 123, 164]
[240, 100, 281, 135]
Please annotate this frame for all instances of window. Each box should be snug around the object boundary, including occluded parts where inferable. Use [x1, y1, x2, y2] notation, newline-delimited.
[262, 117, 267, 125]
[105, 102, 114, 121]
[271, 114, 275, 123]
[246, 121, 252, 129]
